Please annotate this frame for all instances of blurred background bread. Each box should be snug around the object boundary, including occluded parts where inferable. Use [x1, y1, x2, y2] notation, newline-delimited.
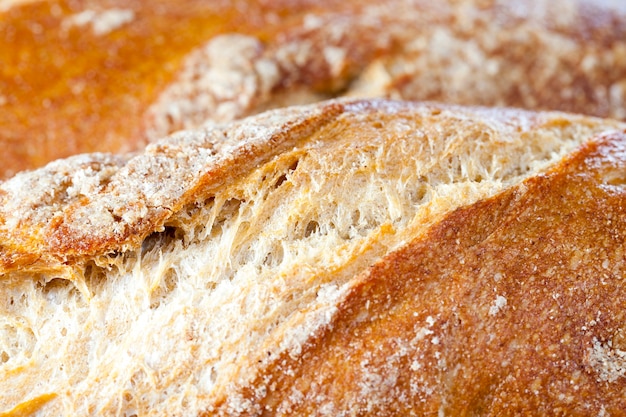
[1, 0, 626, 179]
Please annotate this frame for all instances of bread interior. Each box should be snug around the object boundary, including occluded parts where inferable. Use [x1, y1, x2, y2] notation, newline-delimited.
[0, 104, 611, 415]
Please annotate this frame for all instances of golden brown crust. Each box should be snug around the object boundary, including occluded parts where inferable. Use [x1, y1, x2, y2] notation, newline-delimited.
[2, 0, 626, 178]
[1, 99, 626, 415]
[223, 132, 626, 415]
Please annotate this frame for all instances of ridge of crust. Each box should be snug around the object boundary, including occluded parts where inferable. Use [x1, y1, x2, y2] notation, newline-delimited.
[0, 98, 623, 278]
[0, 100, 344, 276]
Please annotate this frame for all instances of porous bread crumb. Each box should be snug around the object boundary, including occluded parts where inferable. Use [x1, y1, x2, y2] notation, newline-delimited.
[0, 100, 625, 415]
[236, 129, 626, 415]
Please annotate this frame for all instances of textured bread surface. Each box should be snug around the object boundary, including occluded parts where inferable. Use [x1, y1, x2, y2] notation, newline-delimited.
[2, 0, 626, 178]
[0, 99, 625, 415]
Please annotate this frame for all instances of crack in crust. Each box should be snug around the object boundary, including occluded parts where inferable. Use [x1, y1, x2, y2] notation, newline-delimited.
[221, 132, 626, 416]
[0, 98, 624, 280]
[0, 101, 345, 275]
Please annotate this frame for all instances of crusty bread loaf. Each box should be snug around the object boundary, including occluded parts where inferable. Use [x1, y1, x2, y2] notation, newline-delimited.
[2, 0, 626, 178]
[0, 98, 625, 415]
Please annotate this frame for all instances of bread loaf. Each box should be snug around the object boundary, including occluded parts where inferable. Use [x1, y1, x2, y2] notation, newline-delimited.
[0, 98, 625, 415]
[2, 0, 626, 178]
